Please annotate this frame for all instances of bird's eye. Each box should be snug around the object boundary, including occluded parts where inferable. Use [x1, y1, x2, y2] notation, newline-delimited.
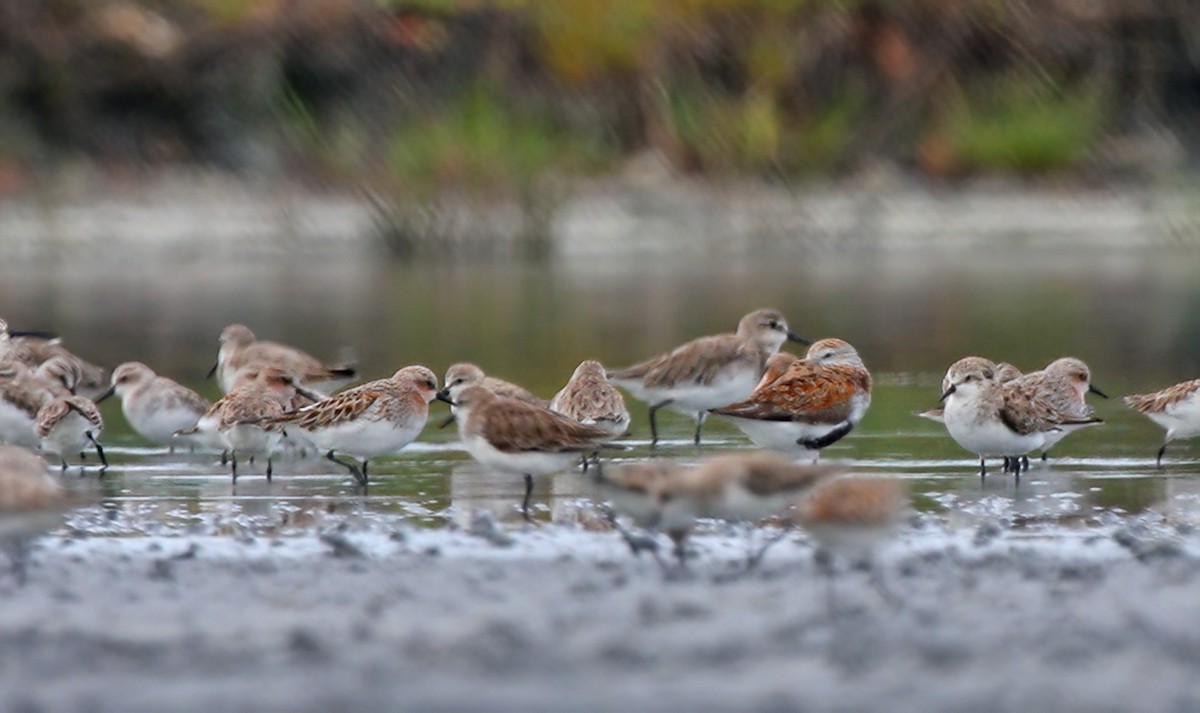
[822, 352, 833, 359]
[426, 379, 436, 389]
[964, 375, 973, 382]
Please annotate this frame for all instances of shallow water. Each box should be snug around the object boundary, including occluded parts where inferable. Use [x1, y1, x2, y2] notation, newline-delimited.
[4, 248, 1199, 540]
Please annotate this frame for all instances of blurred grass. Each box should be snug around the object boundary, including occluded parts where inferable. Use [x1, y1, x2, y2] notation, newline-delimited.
[944, 76, 1107, 174]
[370, 85, 613, 258]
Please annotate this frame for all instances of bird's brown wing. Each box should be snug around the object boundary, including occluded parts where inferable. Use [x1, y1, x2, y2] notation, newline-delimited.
[272, 383, 381, 430]
[1124, 379, 1200, 414]
[479, 399, 613, 453]
[715, 363, 867, 424]
[610, 334, 747, 388]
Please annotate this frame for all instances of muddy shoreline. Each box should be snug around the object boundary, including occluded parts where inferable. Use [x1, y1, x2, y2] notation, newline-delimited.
[4, 523, 1199, 713]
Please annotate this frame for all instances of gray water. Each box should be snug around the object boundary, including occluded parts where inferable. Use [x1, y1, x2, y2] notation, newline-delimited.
[4, 247, 1200, 538]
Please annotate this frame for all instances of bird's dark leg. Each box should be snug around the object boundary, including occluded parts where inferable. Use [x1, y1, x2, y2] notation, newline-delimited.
[648, 401, 672, 447]
[248, 455, 255, 465]
[522, 474, 534, 522]
[231, 452, 238, 483]
[79, 450, 86, 461]
[745, 527, 791, 571]
[1041, 451, 1048, 462]
[1157, 443, 1168, 468]
[4, 540, 29, 585]
[693, 412, 705, 446]
[1021, 455, 1030, 470]
[221, 450, 228, 466]
[361, 460, 369, 480]
[325, 451, 366, 487]
[60, 459, 67, 472]
[266, 457, 273, 482]
[87, 432, 107, 470]
[979, 457, 987, 481]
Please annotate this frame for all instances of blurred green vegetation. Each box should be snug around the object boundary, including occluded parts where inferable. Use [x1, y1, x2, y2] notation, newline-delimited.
[1, 0, 1194, 248]
[943, 76, 1107, 174]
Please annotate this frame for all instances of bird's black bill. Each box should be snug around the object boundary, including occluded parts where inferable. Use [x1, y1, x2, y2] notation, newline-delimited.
[206, 362, 218, 379]
[8, 329, 58, 340]
[95, 386, 116, 404]
[435, 389, 454, 405]
[1089, 384, 1109, 399]
[938, 385, 957, 403]
[786, 331, 813, 346]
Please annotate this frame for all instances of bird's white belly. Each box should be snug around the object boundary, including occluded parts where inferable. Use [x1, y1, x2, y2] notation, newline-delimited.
[0, 401, 38, 448]
[41, 412, 95, 456]
[618, 367, 760, 413]
[728, 418, 843, 454]
[222, 424, 278, 456]
[1157, 395, 1200, 440]
[945, 409, 1044, 457]
[462, 433, 578, 477]
[129, 403, 203, 444]
[302, 417, 426, 460]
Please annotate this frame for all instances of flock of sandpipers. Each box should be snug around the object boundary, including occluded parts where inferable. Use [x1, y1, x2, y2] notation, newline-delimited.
[0, 308, 1198, 570]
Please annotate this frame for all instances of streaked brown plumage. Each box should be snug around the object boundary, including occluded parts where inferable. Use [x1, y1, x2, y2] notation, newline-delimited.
[713, 338, 871, 457]
[468, 391, 615, 455]
[454, 385, 616, 519]
[607, 308, 810, 445]
[267, 366, 441, 485]
[1124, 378, 1200, 465]
[443, 363, 545, 406]
[1124, 378, 1200, 415]
[215, 323, 355, 394]
[549, 360, 629, 438]
[36, 394, 106, 469]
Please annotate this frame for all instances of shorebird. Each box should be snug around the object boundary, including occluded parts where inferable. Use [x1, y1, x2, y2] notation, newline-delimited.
[440, 362, 545, 427]
[1006, 357, 1107, 460]
[597, 453, 841, 566]
[917, 360, 1020, 424]
[0, 445, 70, 581]
[210, 323, 355, 394]
[712, 338, 871, 461]
[181, 366, 324, 482]
[607, 308, 810, 446]
[98, 362, 211, 450]
[795, 476, 907, 564]
[447, 384, 616, 520]
[268, 365, 441, 486]
[550, 359, 630, 440]
[653, 453, 842, 566]
[36, 394, 106, 471]
[1124, 378, 1200, 466]
[0, 355, 81, 438]
[939, 357, 1099, 477]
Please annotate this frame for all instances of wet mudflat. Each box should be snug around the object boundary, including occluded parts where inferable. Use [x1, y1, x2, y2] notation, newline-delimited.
[3, 398, 1200, 713]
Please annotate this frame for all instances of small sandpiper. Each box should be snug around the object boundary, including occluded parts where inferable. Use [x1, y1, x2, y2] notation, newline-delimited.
[1124, 378, 1200, 466]
[440, 362, 545, 427]
[549, 359, 630, 440]
[97, 362, 211, 451]
[36, 394, 107, 471]
[182, 366, 324, 482]
[1006, 357, 1106, 460]
[447, 384, 616, 520]
[211, 323, 356, 394]
[608, 308, 810, 446]
[712, 338, 871, 461]
[268, 365, 442, 486]
[0, 444, 71, 581]
[939, 357, 1099, 477]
